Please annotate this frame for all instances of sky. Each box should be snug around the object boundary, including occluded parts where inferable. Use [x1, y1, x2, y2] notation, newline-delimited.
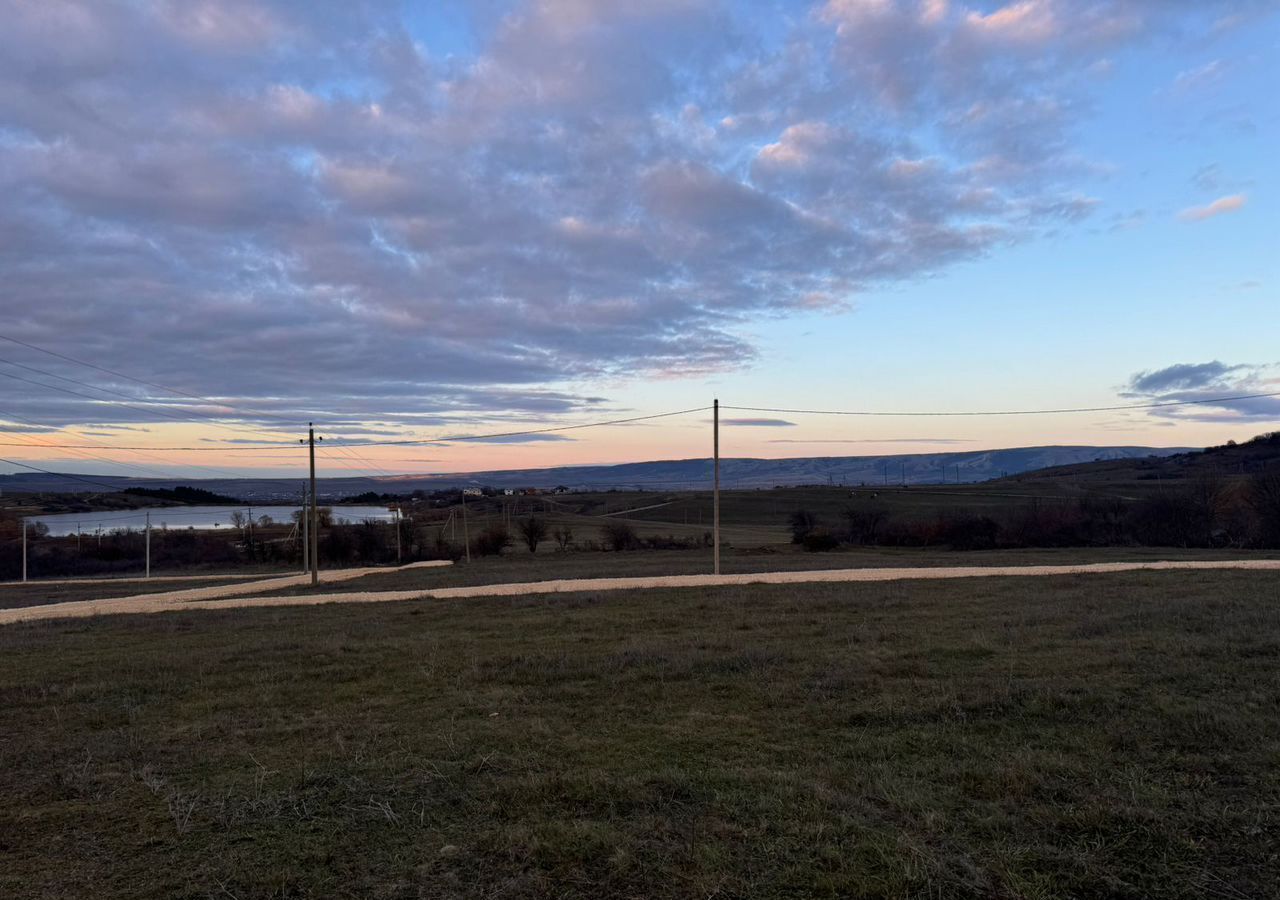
[1, 0, 1278, 479]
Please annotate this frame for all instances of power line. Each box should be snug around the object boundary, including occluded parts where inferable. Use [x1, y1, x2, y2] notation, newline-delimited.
[722, 391, 1280, 417]
[0, 406, 713, 451]
[0, 457, 158, 494]
[0, 333, 302, 432]
[0, 407, 307, 488]
[0, 359, 298, 443]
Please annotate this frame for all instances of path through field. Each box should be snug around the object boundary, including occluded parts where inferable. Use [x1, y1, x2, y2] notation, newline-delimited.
[4, 559, 1279, 625]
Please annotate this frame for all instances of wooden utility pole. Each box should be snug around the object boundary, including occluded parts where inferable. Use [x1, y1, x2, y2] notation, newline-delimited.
[713, 398, 720, 576]
[21, 517, 26, 583]
[145, 511, 151, 579]
[301, 483, 309, 574]
[302, 424, 321, 585]
[461, 491, 471, 563]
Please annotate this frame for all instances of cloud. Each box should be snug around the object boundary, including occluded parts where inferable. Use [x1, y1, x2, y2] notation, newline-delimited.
[1179, 194, 1247, 221]
[768, 438, 976, 444]
[1171, 60, 1225, 94]
[447, 433, 577, 444]
[1123, 360, 1280, 423]
[0, 0, 1270, 435]
[721, 418, 796, 427]
[1128, 361, 1242, 394]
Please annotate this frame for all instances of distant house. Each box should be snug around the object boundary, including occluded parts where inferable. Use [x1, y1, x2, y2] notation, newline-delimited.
[502, 489, 515, 496]
[462, 487, 483, 497]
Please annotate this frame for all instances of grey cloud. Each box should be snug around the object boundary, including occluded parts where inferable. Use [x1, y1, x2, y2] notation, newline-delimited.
[1128, 361, 1242, 393]
[721, 418, 796, 427]
[447, 433, 576, 444]
[1124, 361, 1280, 422]
[768, 438, 976, 445]
[0, 0, 1269, 434]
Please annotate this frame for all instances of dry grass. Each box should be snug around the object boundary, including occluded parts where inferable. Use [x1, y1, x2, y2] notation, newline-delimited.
[2, 570, 1279, 898]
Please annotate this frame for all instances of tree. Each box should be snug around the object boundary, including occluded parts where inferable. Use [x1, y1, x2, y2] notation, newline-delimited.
[230, 511, 247, 530]
[1187, 472, 1228, 546]
[553, 525, 574, 551]
[518, 516, 548, 553]
[1248, 473, 1280, 547]
[843, 505, 888, 545]
[788, 509, 816, 544]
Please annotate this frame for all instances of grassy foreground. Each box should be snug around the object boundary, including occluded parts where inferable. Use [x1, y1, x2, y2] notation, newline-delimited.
[3, 572, 1279, 898]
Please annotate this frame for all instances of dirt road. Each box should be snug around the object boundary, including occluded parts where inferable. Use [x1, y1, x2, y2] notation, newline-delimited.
[3, 559, 1278, 625]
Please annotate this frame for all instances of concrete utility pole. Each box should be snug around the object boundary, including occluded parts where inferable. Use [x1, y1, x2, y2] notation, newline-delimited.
[393, 507, 401, 564]
[713, 397, 720, 576]
[21, 517, 26, 583]
[145, 511, 151, 579]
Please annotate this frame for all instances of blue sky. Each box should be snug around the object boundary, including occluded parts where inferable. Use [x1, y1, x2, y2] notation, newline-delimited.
[0, 0, 1277, 477]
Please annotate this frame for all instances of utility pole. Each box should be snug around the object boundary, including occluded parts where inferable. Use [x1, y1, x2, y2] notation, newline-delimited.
[21, 517, 26, 583]
[301, 424, 322, 585]
[145, 511, 151, 579]
[713, 397, 720, 576]
[76, 522, 81, 553]
[301, 483, 309, 574]
[394, 507, 401, 564]
[461, 491, 471, 563]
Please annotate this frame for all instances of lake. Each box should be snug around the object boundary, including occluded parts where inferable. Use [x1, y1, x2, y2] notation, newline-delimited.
[28, 505, 396, 537]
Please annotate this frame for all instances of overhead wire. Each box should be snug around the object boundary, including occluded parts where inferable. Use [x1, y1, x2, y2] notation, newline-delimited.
[0, 333, 303, 434]
[721, 391, 1280, 417]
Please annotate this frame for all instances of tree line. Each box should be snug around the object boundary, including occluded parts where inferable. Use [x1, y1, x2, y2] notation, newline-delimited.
[788, 473, 1280, 551]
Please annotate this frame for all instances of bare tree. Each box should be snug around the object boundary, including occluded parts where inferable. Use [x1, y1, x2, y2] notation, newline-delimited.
[553, 525, 574, 551]
[1248, 473, 1280, 546]
[518, 516, 548, 554]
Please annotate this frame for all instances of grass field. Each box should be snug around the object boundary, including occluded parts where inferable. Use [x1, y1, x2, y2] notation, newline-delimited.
[0, 574, 273, 610]
[245, 544, 1280, 599]
[3, 570, 1279, 898]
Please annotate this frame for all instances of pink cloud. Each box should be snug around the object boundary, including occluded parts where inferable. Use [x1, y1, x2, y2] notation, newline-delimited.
[1178, 194, 1247, 222]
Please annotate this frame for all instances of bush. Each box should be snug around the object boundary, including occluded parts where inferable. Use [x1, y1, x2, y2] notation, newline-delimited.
[843, 505, 888, 545]
[788, 509, 817, 544]
[940, 514, 1000, 551]
[801, 529, 840, 552]
[601, 521, 639, 551]
[472, 524, 511, 557]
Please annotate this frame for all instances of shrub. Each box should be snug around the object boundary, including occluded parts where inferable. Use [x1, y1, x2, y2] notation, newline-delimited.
[843, 505, 888, 545]
[472, 524, 511, 557]
[941, 514, 1000, 551]
[788, 509, 817, 544]
[601, 521, 639, 551]
[801, 529, 840, 552]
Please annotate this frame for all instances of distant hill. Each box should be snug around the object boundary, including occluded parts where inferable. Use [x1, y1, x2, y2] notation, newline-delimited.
[0, 444, 1195, 500]
[1000, 432, 1280, 487]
